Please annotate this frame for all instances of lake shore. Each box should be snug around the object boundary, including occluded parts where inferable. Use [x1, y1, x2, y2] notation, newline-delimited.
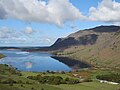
[0, 53, 5, 59]
[0, 49, 92, 71]
[51, 55, 92, 70]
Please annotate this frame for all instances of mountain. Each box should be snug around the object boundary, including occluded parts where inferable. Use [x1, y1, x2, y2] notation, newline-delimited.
[50, 25, 120, 69]
[50, 26, 120, 50]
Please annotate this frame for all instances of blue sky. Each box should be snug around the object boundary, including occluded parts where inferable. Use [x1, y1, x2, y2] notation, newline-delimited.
[0, 0, 120, 47]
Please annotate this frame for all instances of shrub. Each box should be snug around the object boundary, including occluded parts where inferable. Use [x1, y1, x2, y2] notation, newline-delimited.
[82, 78, 93, 82]
[96, 73, 120, 83]
[17, 80, 23, 84]
[28, 75, 79, 85]
[2, 78, 16, 84]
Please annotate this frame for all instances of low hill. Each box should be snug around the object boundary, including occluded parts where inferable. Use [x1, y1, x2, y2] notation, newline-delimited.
[0, 54, 5, 59]
[51, 26, 120, 69]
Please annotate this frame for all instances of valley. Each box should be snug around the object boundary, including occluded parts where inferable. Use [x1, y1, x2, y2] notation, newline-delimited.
[0, 25, 120, 90]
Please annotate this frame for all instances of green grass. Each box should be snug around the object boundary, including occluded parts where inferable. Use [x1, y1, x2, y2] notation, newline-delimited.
[0, 83, 61, 90]
[0, 84, 23, 90]
[14, 84, 61, 90]
[21, 70, 120, 90]
[21, 71, 69, 79]
[54, 81, 120, 90]
[21, 71, 39, 78]
[90, 69, 120, 79]
[0, 64, 120, 90]
[0, 64, 62, 90]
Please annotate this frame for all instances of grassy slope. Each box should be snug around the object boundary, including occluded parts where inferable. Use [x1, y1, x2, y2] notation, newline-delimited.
[0, 84, 23, 90]
[0, 83, 61, 90]
[21, 70, 120, 90]
[54, 82, 120, 90]
[56, 30, 120, 69]
[0, 64, 61, 90]
[0, 64, 120, 90]
[54, 69, 120, 90]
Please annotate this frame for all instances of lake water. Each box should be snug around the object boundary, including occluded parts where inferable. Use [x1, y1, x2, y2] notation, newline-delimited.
[0, 50, 71, 72]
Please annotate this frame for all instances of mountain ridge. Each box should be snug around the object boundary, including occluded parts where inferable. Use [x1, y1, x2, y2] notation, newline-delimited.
[50, 25, 120, 50]
[50, 25, 120, 69]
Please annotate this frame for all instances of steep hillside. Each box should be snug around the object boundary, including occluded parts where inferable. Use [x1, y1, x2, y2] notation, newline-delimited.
[52, 26, 120, 69]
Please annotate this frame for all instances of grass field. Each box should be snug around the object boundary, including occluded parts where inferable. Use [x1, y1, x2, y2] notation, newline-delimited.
[54, 81, 120, 90]
[21, 69, 120, 90]
[0, 83, 61, 90]
[14, 84, 61, 90]
[21, 71, 69, 79]
[0, 64, 120, 90]
[0, 84, 22, 90]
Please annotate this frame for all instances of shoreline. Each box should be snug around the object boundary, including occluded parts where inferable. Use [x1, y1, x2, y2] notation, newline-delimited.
[0, 53, 6, 59]
[51, 55, 92, 70]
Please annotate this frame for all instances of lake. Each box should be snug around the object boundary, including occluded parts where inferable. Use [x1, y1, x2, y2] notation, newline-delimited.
[0, 50, 71, 72]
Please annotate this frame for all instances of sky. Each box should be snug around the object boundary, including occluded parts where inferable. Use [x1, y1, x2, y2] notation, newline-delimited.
[0, 0, 120, 47]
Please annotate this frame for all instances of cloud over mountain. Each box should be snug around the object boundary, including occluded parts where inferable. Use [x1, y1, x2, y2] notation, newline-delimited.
[0, 0, 85, 26]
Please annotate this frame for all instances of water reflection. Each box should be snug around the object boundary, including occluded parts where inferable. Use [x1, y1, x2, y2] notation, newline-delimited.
[25, 62, 33, 69]
[0, 50, 71, 72]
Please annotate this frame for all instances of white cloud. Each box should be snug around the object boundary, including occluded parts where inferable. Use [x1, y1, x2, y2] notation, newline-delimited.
[0, 27, 28, 42]
[0, 0, 119, 29]
[42, 36, 54, 42]
[89, 0, 120, 24]
[0, 27, 12, 38]
[0, 26, 55, 46]
[0, 0, 85, 26]
[24, 27, 34, 34]
[46, 38, 51, 42]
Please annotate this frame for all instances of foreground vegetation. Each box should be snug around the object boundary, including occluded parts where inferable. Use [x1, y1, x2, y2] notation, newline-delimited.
[54, 82, 120, 90]
[0, 64, 120, 90]
[27, 75, 79, 85]
[96, 73, 120, 83]
[0, 64, 61, 90]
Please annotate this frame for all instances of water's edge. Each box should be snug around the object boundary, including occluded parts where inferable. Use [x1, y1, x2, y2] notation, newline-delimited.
[0, 50, 91, 72]
[51, 56, 91, 69]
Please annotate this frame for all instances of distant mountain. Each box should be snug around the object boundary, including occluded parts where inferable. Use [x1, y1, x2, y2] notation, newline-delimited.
[50, 25, 120, 69]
